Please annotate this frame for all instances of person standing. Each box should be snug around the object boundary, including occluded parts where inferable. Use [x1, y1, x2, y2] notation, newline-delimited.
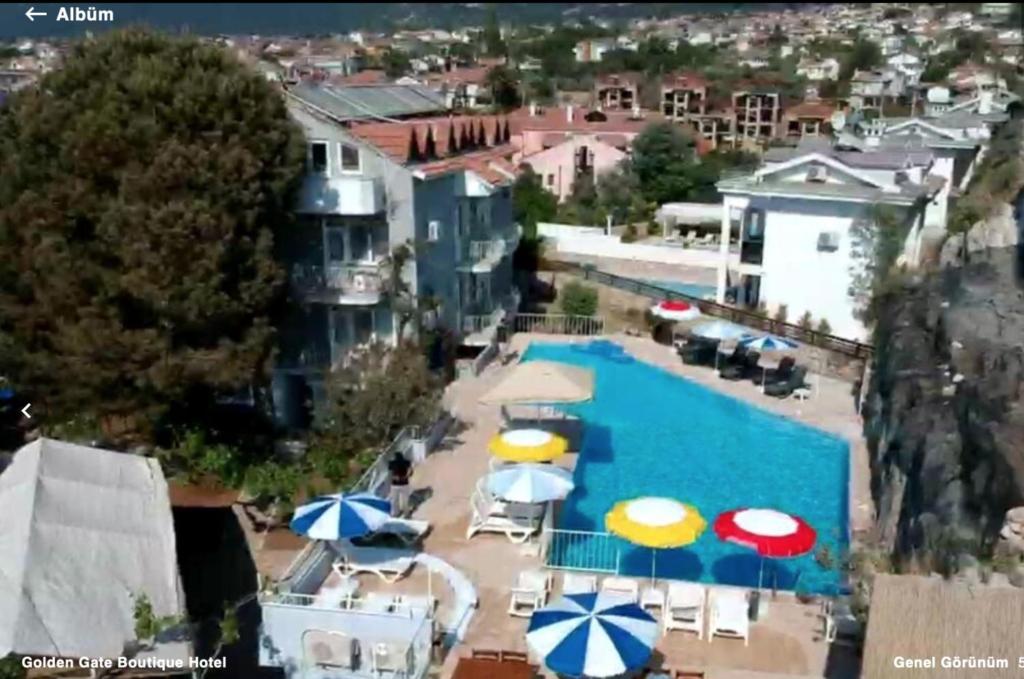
[388, 452, 412, 516]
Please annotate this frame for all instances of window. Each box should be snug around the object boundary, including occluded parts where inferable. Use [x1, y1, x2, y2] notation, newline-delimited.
[326, 230, 346, 262]
[817, 231, 841, 252]
[339, 143, 360, 172]
[428, 220, 440, 242]
[310, 141, 329, 174]
[547, 174, 555, 187]
[354, 310, 374, 345]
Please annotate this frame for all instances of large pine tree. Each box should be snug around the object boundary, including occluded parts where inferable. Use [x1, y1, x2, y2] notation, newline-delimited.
[0, 30, 306, 438]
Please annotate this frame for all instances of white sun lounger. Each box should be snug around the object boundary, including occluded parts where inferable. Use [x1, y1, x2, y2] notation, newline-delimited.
[562, 572, 598, 595]
[466, 489, 544, 543]
[332, 541, 415, 584]
[709, 589, 749, 645]
[664, 582, 706, 638]
[601, 576, 640, 603]
[508, 569, 552, 617]
[374, 517, 431, 545]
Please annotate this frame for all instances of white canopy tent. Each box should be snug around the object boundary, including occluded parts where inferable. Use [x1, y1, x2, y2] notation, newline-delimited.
[0, 438, 190, 663]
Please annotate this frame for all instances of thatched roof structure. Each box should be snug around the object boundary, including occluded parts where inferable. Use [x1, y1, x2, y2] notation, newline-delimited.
[862, 574, 1024, 679]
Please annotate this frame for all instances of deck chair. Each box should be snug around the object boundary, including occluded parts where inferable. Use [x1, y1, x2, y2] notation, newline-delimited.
[684, 230, 699, 246]
[698, 233, 717, 247]
[708, 589, 749, 645]
[601, 576, 640, 603]
[466, 489, 544, 543]
[332, 540, 415, 584]
[508, 569, 552, 617]
[820, 598, 862, 646]
[374, 517, 431, 545]
[664, 582, 706, 638]
[562, 572, 598, 595]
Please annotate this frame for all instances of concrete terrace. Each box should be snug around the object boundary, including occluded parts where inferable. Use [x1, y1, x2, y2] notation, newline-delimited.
[420, 332, 869, 679]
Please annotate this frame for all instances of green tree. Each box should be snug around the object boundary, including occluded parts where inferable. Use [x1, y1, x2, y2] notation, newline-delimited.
[0, 656, 25, 679]
[485, 65, 522, 111]
[557, 173, 605, 226]
[0, 29, 305, 441]
[630, 122, 699, 205]
[483, 7, 506, 58]
[382, 48, 411, 78]
[559, 281, 598, 317]
[839, 38, 882, 80]
[512, 167, 557, 239]
[313, 342, 444, 463]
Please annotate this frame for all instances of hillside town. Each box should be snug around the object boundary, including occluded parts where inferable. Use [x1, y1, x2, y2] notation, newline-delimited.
[1, 3, 1024, 679]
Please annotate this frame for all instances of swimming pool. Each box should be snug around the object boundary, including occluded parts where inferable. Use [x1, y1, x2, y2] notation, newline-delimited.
[523, 340, 849, 594]
[643, 280, 717, 299]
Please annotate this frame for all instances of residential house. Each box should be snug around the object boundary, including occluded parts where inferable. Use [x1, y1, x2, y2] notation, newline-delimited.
[423, 66, 492, 110]
[715, 145, 945, 340]
[887, 52, 924, 87]
[0, 439, 190, 668]
[732, 89, 783, 145]
[796, 57, 840, 81]
[594, 73, 640, 111]
[277, 83, 519, 426]
[661, 72, 708, 122]
[849, 69, 903, 112]
[573, 38, 617, 63]
[948, 63, 1007, 94]
[782, 100, 836, 140]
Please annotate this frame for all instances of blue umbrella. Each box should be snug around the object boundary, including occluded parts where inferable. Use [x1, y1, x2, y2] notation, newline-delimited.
[526, 592, 658, 678]
[740, 335, 799, 389]
[290, 493, 392, 541]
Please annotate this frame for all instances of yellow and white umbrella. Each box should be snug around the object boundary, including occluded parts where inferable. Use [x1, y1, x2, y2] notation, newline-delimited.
[606, 497, 707, 581]
[489, 428, 568, 463]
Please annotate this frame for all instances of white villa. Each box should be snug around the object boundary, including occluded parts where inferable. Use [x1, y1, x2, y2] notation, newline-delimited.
[714, 147, 946, 340]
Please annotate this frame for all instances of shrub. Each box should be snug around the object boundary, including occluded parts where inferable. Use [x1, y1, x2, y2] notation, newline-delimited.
[816, 318, 833, 335]
[798, 311, 813, 330]
[560, 281, 599, 316]
[620, 224, 639, 243]
[773, 304, 788, 323]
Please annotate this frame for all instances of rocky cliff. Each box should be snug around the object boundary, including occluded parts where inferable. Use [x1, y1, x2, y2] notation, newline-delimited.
[864, 237, 1024, 573]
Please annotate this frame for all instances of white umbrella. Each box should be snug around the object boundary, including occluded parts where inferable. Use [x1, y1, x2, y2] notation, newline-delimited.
[485, 463, 575, 503]
[479, 360, 594, 405]
[690, 320, 752, 370]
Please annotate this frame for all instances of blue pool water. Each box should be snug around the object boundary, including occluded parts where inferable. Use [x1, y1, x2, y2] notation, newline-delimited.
[524, 340, 849, 594]
[643, 280, 717, 299]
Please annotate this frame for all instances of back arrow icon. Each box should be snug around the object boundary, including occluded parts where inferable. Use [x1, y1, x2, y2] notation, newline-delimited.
[26, 7, 48, 22]
[21, 403, 31, 419]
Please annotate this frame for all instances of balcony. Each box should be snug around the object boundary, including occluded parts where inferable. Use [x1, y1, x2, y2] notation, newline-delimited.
[457, 225, 521, 273]
[461, 290, 521, 346]
[297, 175, 385, 216]
[291, 262, 387, 305]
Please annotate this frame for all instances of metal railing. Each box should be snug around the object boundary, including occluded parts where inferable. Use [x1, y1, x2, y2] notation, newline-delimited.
[564, 263, 874, 358]
[290, 262, 385, 298]
[462, 307, 505, 334]
[544, 529, 620, 574]
[350, 426, 414, 496]
[512, 313, 606, 336]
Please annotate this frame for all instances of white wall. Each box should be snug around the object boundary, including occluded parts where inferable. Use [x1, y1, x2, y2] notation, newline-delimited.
[539, 224, 731, 269]
[756, 198, 868, 340]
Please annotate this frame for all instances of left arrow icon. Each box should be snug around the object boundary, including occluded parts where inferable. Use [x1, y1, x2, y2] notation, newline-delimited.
[25, 7, 48, 22]
[21, 403, 31, 419]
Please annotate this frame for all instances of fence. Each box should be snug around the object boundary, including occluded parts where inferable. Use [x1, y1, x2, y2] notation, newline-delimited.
[568, 264, 874, 359]
[512, 313, 606, 336]
[543, 529, 621, 574]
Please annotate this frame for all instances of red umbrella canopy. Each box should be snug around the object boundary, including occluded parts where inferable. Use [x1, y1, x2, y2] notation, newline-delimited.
[713, 508, 817, 558]
[660, 301, 693, 311]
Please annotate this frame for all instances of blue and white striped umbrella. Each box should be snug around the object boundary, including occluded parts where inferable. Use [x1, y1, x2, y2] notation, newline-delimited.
[486, 463, 575, 504]
[739, 334, 799, 352]
[290, 493, 392, 541]
[526, 592, 658, 678]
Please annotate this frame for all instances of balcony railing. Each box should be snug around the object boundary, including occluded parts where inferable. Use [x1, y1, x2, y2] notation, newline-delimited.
[296, 175, 385, 215]
[459, 225, 522, 272]
[462, 290, 521, 338]
[290, 262, 387, 304]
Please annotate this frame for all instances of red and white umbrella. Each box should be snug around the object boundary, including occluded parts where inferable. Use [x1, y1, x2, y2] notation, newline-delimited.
[714, 508, 817, 592]
[714, 508, 817, 557]
[650, 300, 702, 322]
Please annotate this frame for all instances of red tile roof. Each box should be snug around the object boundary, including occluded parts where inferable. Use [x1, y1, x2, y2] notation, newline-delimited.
[346, 115, 515, 184]
[425, 66, 492, 87]
[331, 69, 389, 86]
[596, 72, 643, 88]
[507, 106, 667, 134]
[785, 101, 836, 119]
[662, 71, 708, 90]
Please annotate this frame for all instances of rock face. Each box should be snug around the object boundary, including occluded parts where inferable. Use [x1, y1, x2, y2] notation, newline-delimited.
[864, 245, 1024, 571]
[939, 203, 1020, 266]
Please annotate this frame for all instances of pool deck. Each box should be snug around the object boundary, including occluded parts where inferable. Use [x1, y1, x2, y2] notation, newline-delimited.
[421, 333, 868, 679]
